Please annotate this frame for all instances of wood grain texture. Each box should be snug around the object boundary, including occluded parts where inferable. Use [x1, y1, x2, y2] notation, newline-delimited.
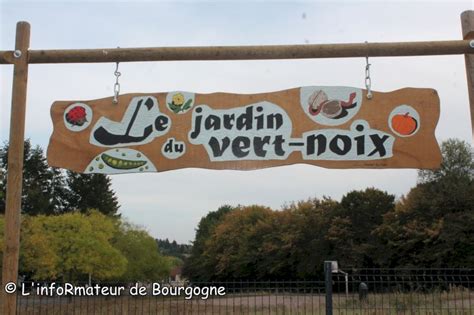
[0, 40, 473, 64]
[461, 11, 474, 39]
[1, 21, 30, 315]
[462, 11, 474, 141]
[47, 87, 441, 174]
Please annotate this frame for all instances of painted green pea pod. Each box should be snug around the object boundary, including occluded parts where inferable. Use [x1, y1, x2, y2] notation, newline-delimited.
[101, 153, 147, 170]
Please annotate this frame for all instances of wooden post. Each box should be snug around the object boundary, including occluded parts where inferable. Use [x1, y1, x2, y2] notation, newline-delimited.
[462, 11, 474, 141]
[1, 21, 30, 315]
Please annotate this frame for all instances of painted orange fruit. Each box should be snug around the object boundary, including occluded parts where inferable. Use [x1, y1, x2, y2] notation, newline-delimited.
[391, 113, 418, 136]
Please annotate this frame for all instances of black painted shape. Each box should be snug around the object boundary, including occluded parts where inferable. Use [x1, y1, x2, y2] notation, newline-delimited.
[93, 125, 154, 146]
[289, 142, 305, 146]
[368, 134, 390, 157]
[145, 97, 154, 110]
[333, 102, 357, 120]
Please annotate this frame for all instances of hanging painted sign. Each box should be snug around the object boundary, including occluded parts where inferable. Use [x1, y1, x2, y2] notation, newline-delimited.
[47, 86, 441, 174]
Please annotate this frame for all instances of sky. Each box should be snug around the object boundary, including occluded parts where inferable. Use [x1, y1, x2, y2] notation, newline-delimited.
[0, 0, 473, 243]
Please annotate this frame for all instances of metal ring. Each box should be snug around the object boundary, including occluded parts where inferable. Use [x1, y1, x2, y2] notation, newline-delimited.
[13, 50, 22, 58]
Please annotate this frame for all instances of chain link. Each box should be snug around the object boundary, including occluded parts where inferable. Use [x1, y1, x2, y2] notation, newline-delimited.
[113, 61, 121, 104]
[364, 41, 373, 99]
[365, 56, 372, 99]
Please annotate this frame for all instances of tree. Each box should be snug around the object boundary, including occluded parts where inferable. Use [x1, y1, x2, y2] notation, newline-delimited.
[0, 140, 120, 217]
[0, 140, 68, 215]
[112, 223, 171, 282]
[418, 138, 474, 183]
[326, 216, 354, 265]
[327, 188, 395, 266]
[65, 171, 120, 217]
[183, 205, 234, 281]
[281, 197, 338, 278]
[376, 139, 474, 267]
[184, 199, 339, 280]
[156, 238, 192, 261]
[182, 140, 473, 277]
[21, 211, 127, 281]
[201, 205, 275, 280]
[1, 211, 173, 282]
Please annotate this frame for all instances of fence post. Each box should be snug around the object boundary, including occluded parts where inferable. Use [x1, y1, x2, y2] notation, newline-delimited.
[324, 261, 333, 315]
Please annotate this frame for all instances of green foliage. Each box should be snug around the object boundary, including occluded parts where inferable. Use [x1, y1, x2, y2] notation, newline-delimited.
[281, 198, 338, 278]
[328, 188, 395, 266]
[113, 223, 172, 282]
[183, 205, 234, 281]
[418, 139, 474, 183]
[164, 255, 183, 270]
[156, 238, 192, 261]
[184, 139, 473, 279]
[65, 171, 120, 217]
[0, 140, 68, 215]
[376, 139, 474, 267]
[203, 205, 275, 280]
[184, 200, 339, 281]
[0, 140, 120, 217]
[21, 211, 127, 281]
[0, 212, 171, 282]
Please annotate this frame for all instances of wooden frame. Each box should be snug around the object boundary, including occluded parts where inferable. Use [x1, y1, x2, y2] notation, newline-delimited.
[0, 40, 473, 64]
[1, 11, 473, 315]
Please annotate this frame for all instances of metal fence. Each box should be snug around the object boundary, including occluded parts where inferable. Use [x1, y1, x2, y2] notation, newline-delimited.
[14, 267, 474, 314]
[16, 280, 326, 314]
[329, 266, 474, 315]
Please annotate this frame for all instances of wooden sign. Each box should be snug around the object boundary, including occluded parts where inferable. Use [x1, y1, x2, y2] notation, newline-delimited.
[47, 86, 441, 174]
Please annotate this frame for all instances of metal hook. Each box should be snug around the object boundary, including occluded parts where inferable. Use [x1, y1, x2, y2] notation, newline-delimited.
[365, 41, 373, 100]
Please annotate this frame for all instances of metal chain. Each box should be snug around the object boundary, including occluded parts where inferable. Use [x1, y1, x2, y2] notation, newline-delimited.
[364, 42, 373, 99]
[113, 60, 121, 104]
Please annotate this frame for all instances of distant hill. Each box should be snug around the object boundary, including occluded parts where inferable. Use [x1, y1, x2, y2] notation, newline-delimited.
[156, 239, 192, 261]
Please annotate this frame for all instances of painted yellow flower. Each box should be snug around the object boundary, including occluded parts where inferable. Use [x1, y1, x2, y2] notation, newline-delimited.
[172, 93, 185, 106]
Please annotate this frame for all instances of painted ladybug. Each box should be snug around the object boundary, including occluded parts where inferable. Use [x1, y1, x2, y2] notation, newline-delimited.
[65, 106, 87, 126]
